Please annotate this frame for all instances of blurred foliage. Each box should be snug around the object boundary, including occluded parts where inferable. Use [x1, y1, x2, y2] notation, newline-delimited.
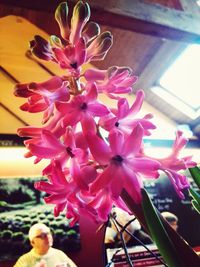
[0, 177, 46, 207]
[189, 166, 200, 214]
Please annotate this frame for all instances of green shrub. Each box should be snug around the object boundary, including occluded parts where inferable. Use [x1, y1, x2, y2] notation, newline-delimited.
[44, 210, 51, 216]
[12, 232, 24, 242]
[47, 214, 55, 221]
[2, 230, 12, 239]
[38, 214, 46, 220]
[49, 221, 60, 229]
[30, 212, 39, 218]
[0, 201, 9, 208]
[19, 213, 29, 218]
[54, 229, 64, 237]
[31, 219, 39, 224]
[21, 224, 30, 234]
[66, 229, 76, 235]
[23, 218, 31, 224]
[57, 222, 69, 231]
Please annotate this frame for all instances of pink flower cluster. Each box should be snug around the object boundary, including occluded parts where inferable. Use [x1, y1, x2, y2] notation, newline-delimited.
[14, 1, 196, 224]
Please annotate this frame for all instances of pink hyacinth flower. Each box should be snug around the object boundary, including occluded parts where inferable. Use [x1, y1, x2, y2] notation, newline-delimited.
[55, 1, 91, 44]
[86, 125, 160, 204]
[144, 131, 196, 198]
[30, 1, 112, 76]
[17, 111, 65, 140]
[35, 160, 97, 224]
[56, 83, 110, 133]
[14, 76, 70, 123]
[84, 66, 137, 98]
[52, 38, 86, 76]
[25, 128, 83, 167]
[99, 90, 156, 136]
[87, 187, 132, 222]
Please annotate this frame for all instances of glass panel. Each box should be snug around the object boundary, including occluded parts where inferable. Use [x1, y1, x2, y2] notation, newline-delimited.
[159, 44, 200, 110]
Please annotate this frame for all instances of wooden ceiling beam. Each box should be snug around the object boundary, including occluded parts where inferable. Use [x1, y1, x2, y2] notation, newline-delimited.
[1, 0, 200, 43]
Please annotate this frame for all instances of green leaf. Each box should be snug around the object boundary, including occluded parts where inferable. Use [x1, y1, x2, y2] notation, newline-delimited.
[191, 200, 200, 214]
[189, 166, 200, 189]
[121, 189, 200, 267]
[141, 188, 184, 267]
[189, 188, 200, 214]
[189, 188, 200, 205]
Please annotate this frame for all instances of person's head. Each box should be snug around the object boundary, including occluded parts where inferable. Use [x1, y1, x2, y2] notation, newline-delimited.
[112, 207, 141, 231]
[28, 223, 53, 255]
[161, 211, 178, 232]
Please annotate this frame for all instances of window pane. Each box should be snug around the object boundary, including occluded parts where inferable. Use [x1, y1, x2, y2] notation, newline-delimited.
[159, 44, 200, 110]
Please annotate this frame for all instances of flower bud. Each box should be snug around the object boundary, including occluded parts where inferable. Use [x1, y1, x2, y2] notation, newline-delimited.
[55, 2, 70, 41]
[70, 1, 91, 44]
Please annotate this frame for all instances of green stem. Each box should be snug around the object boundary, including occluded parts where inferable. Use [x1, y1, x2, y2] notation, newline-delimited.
[69, 77, 81, 95]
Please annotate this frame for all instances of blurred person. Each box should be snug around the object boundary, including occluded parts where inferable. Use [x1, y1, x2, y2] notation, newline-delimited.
[160, 210, 200, 257]
[14, 223, 77, 267]
[105, 207, 152, 248]
[161, 211, 179, 232]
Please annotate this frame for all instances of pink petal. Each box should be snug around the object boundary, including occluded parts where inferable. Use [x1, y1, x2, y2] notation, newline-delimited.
[51, 161, 69, 185]
[81, 114, 96, 134]
[99, 116, 117, 131]
[127, 157, 160, 174]
[28, 144, 59, 158]
[56, 102, 70, 113]
[85, 83, 98, 102]
[122, 167, 142, 204]
[54, 202, 67, 217]
[88, 102, 109, 116]
[34, 181, 64, 194]
[14, 83, 33, 97]
[29, 76, 63, 92]
[114, 86, 132, 94]
[70, 158, 88, 190]
[90, 165, 115, 193]
[97, 194, 113, 221]
[86, 132, 111, 164]
[42, 130, 64, 150]
[129, 90, 144, 116]
[44, 193, 67, 204]
[17, 126, 42, 137]
[109, 168, 124, 198]
[84, 68, 106, 81]
[62, 111, 81, 127]
[123, 124, 143, 155]
[108, 129, 124, 155]
[117, 98, 129, 118]
[172, 131, 188, 156]
[75, 38, 86, 66]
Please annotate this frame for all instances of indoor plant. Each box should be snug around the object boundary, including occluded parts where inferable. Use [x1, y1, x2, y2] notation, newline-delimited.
[13, 1, 200, 266]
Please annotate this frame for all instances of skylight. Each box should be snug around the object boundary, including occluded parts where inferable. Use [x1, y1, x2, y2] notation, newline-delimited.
[151, 44, 200, 119]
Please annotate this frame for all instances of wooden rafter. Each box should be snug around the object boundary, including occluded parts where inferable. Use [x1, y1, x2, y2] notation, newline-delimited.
[1, 0, 200, 43]
[0, 103, 28, 126]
